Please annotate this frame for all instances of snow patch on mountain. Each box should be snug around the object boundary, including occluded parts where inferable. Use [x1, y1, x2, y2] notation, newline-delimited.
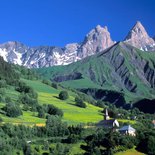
[0, 48, 8, 61]
[0, 22, 155, 68]
[13, 50, 22, 65]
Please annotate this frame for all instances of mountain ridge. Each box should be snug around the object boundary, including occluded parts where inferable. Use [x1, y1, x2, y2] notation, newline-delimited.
[0, 21, 154, 68]
[36, 42, 155, 102]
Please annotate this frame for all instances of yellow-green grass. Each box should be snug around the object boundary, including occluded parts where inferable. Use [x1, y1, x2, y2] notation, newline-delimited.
[23, 79, 103, 125]
[31, 142, 85, 155]
[6, 87, 20, 100]
[22, 79, 59, 94]
[118, 119, 136, 125]
[69, 142, 85, 155]
[0, 110, 46, 126]
[38, 92, 102, 124]
[1, 79, 103, 126]
[20, 79, 136, 125]
[1, 79, 136, 126]
[115, 148, 145, 155]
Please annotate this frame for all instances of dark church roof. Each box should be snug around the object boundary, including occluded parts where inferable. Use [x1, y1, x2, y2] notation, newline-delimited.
[97, 119, 119, 128]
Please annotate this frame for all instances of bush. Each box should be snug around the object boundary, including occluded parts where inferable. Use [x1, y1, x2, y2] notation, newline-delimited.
[0, 95, 4, 102]
[0, 117, 3, 122]
[0, 80, 6, 88]
[38, 109, 45, 118]
[19, 94, 38, 106]
[46, 104, 63, 117]
[75, 96, 86, 108]
[0, 88, 5, 96]
[5, 96, 12, 103]
[59, 91, 69, 100]
[16, 82, 38, 99]
[3, 103, 22, 117]
[46, 115, 67, 137]
[96, 100, 105, 108]
[42, 79, 51, 85]
[51, 83, 58, 89]
[66, 134, 79, 143]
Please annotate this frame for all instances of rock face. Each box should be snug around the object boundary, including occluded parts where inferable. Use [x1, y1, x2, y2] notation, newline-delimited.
[0, 41, 28, 65]
[0, 21, 155, 68]
[44, 42, 155, 98]
[78, 25, 114, 58]
[0, 25, 114, 68]
[124, 21, 155, 51]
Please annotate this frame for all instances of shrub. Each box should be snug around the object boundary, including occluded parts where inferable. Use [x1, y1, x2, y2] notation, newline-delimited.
[37, 105, 45, 118]
[38, 109, 45, 118]
[59, 91, 69, 100]
[0, 95, 4, 102]
[0, 88, 5, 96]
[75, 96, 86, 108]
[3, 103, 22, 117]
[51, 83, 58, 89]
[0, 80, 6, 88]
[46, 104, 63, 117]
[96, 100, 105, 108]
[19, 94, 38, 106]
[0, 117, 3, 123]
[42, 79, 51, 85]
[5, 96, 12, 103]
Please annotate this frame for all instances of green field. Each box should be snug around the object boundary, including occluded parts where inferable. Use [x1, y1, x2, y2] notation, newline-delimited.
[115, 148, 145, 155]
[23, 79, 103, 125]
[0, 79, 103, 126]
[0, 78, 137, 126]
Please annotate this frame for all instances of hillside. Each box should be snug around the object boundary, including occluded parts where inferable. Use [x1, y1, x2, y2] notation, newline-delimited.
[36, 42, 155, 105]
[22, 79, 103, 125]
[0, 56, 104, 126]
[0, 56, 153, 155]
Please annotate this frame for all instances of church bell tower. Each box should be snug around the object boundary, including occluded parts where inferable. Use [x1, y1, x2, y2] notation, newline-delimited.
[104, 108, 110, 120]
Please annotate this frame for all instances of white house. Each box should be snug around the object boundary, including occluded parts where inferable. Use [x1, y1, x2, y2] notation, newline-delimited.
[119, 125, 136, 136]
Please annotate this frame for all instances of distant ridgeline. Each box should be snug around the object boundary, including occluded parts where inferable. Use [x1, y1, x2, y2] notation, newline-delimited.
[36, 42, 155, 113]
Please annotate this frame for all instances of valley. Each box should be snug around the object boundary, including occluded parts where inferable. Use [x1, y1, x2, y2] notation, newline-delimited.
[0, 20, 155, 155]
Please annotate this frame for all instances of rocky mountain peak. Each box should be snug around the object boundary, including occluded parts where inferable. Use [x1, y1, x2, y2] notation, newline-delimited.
[95, 25, 108, 32]
[125, 21, 149, 40]
[0, 41, 27, 51]
[124, 21, 155, 51]
[78, 25, 114, 58]
[0, 21, 155, 68]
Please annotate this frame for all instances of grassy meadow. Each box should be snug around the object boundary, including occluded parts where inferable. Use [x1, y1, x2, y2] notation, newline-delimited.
[0, 78, 137, 126]
[0, 79, 103, 126]
[115, 147, 145, 155]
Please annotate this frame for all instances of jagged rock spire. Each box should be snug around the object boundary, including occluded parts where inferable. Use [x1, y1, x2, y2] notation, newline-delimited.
[125, 21, 149, 40]
[78, 25, 114, 58]
[124, 21, 155, 51]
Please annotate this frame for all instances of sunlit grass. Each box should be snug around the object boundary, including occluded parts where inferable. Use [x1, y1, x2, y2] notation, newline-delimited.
[0, 79, 137, 126]
[115, 147, 145, 155]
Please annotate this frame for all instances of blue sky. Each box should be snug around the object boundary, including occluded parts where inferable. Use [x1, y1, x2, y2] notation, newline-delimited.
[0, 0, 154, 47]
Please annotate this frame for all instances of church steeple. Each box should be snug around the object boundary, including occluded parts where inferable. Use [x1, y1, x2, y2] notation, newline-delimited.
[104, 108, 110, 120]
